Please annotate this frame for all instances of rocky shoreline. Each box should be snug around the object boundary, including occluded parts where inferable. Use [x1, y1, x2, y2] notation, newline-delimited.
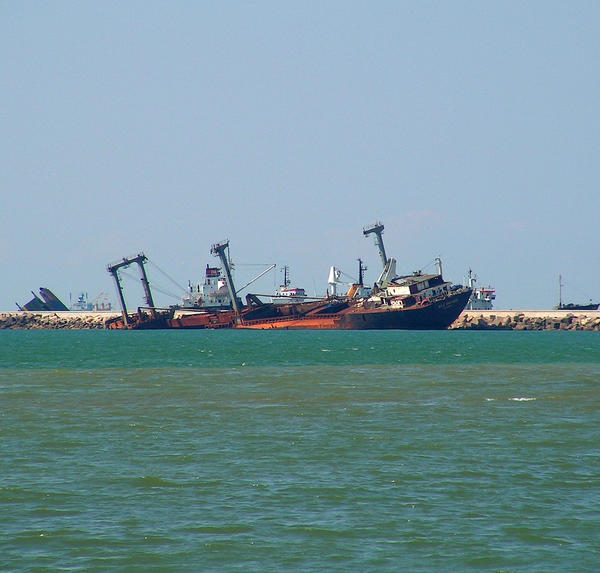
[1, 310, 599, 331]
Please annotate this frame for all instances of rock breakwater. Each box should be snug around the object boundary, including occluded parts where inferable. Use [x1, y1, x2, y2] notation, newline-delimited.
[0, 312, 119, 330]
[2, 310, 600, 331]
[450, 310, 600, 331]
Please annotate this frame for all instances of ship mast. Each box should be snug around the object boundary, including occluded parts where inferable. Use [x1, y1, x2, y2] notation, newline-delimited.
[281, 265, 290, 288]
[467, 269, 476, 290]
[211, 240, 241, 318]
[357, 258, 366, 286]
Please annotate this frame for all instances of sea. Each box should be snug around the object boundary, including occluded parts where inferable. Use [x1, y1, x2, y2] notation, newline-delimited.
[1, 329, 599, 572]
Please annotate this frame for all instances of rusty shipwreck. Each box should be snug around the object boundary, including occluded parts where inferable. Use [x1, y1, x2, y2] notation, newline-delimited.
[105, 223, 471, 330]
[233, 223, 472, 330]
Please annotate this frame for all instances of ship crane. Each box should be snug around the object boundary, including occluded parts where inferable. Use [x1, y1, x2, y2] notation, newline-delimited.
[363, 222, 397, 287]
[107, 253, 156, 326]
[363, 222, 388, 267]
[327, 267, 343, 296]
[328, 259, 369, 297]
[327, 266, 357, 296]
[210, 240, 241, 319]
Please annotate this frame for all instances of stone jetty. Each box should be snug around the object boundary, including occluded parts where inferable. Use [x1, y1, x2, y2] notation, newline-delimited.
[0, 311, 120, 329]
[449, 310, 600, 331]
[1, 310, 599, 330]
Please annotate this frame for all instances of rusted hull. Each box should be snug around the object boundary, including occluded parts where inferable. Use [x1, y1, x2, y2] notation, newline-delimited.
[167, 311, 237, 329]
[104, 290, 471, 331]
[239, 315, 339, 330]
[105, 310, 174, 330]
[237, 290, 472, 330]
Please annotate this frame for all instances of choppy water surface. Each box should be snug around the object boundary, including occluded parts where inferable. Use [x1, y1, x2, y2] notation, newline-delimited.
[1, 330, 599, 571]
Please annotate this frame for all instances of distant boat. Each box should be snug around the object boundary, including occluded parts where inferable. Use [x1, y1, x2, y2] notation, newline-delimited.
[555, 274, 599, 310]
[464, 269, 495, 310]
[70, 292, 113, 311]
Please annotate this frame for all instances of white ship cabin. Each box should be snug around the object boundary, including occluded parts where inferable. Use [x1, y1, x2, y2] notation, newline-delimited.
[271, 287, 307, 304]
[374, 274, 451, 308]
[182, 265, 232, 309]
[467, 286, 496, 310]
[385, 274, 448, 297]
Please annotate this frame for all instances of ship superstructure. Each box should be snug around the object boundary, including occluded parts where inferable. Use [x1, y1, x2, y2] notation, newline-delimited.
[182, 264, 232, 309]
[465, 269, 496, 310]
[271, 266, 307, 304]
[361, 225, 457, 308]
[328, 259, 372, 299]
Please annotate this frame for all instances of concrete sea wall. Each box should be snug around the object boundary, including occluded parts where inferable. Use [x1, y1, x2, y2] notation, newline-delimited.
[1, 310, 599, 330]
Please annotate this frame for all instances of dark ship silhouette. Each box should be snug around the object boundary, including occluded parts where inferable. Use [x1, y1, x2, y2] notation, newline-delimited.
[17, 288, 69, 311]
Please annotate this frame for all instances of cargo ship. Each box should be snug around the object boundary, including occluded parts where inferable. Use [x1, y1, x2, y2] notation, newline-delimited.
[106, 223, 472, 330]
[232, 223, 471, 329]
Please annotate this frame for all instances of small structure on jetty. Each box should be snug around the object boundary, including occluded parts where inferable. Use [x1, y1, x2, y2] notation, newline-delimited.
[555, 274, 599, 311]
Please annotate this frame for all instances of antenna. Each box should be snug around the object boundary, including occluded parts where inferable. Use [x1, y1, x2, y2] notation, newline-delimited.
[281, 265, 290, 287]
[357, 258, 367, 286]
[558, 274, 563, 308]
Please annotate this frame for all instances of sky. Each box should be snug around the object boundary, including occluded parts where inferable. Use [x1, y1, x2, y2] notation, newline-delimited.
[2, 1, 599, 311]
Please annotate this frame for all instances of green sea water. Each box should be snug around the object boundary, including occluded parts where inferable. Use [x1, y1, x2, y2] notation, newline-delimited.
[1, 330, 599, 571]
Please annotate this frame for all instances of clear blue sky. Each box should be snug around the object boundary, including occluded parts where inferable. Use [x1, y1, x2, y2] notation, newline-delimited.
[2, 1, 599, 310]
